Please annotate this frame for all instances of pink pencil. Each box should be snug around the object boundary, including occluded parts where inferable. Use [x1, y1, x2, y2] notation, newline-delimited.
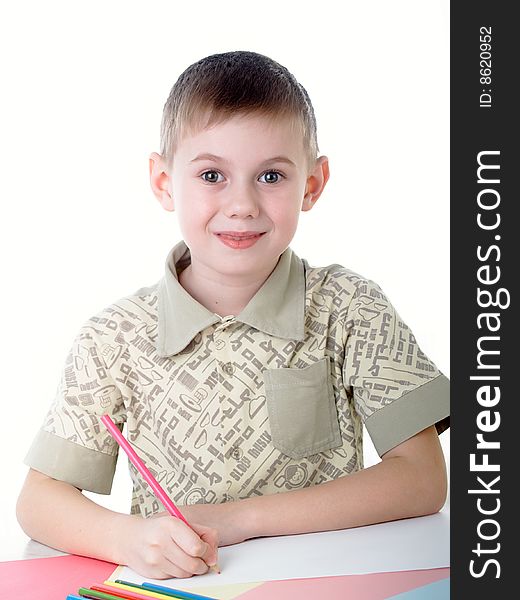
[100, 414, 220, 573]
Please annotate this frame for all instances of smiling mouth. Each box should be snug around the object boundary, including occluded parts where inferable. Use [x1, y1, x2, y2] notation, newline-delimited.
[216, 232, 266, 240]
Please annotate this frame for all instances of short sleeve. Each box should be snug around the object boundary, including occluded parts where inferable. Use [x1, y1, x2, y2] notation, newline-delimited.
[342, 278, 450, 456]
[24, 320, 132, 494]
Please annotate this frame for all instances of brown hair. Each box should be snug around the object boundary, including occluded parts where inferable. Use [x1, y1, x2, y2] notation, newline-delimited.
[160, 50, 319, 171]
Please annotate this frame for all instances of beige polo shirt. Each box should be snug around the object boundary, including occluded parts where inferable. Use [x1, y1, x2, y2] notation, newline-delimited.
[25, 240, 450, 517]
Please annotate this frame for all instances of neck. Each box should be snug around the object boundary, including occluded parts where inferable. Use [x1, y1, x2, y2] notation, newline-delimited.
[178, 257, 279, 317]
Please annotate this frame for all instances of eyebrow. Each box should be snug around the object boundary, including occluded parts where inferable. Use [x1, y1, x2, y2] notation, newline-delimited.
[189, 153, 296, 167]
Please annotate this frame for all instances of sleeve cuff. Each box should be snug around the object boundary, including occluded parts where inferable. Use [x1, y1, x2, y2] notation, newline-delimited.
[364, 373, 450, 456]
[24, 429, 118, 494]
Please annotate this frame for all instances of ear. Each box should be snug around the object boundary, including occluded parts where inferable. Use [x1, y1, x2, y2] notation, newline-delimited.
[301, 155, 330, 212]
[149, 152, 174, 212]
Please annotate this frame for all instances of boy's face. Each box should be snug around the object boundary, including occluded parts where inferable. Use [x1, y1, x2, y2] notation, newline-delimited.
[150, 113, 329, 282]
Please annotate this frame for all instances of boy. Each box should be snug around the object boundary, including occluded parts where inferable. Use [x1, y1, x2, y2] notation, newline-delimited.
[17, 50, 450, 579]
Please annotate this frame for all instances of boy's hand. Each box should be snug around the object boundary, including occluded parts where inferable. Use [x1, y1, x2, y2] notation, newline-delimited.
[119, 514, 219, 579]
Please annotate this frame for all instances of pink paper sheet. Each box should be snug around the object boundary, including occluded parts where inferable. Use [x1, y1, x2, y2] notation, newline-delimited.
[234, 568, 450, 600]
[0, 554, 116, 599]
[0, 556, 449, 600]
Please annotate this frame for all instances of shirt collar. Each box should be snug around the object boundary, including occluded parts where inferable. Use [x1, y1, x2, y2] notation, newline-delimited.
[156, 240, 306, 357]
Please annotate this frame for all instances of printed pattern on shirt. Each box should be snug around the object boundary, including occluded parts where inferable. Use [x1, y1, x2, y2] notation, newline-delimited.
[34, 248, 444, 517]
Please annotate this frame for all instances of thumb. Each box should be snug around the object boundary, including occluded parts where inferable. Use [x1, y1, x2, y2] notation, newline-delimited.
[189, 536, 216, 566]
[192, 523, 219, 565]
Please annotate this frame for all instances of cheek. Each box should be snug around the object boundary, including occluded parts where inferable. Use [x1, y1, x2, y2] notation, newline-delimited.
[175, 182, 214, 222]
[268, 201, 301, 229]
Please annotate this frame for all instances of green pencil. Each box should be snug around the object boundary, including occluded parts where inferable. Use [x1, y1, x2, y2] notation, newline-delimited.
[78, 588, 123, 600]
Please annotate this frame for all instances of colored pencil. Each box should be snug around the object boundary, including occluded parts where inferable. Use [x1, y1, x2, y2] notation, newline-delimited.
[142, 582, 218, 600]
[78, 588, 126, 600]
[91, 583, 169, 600]
[101, 415, 187, 523]
[106, 581, 170, 599]
[114, 580, 218, 600]
[101, 415, 220, 574]
[67, 596, 86, 600]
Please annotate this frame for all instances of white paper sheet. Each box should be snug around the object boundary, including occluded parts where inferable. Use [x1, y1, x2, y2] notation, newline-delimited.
[110, 509, 449, 590]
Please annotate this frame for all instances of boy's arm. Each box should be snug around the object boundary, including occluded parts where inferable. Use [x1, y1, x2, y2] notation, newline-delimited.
[16, 468, 219, 578]
[245, 425, 447, 538]
[180, 425, 447, 546]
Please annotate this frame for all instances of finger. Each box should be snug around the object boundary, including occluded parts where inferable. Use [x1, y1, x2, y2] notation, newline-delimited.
[161, 540, 210, 577]
[192, 523, 220, 565]
[170, 519, 212, 560]
[159, 558, 201, 579]
[132, 548, 196, 580]
[140, 564, 194, 580]
[141, 544, 207, 579]
[201, 534, 219, 566]
[163, 520, 212, 575]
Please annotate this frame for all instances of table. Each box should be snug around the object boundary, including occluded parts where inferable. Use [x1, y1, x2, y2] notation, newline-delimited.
[1, 511, 450, 599]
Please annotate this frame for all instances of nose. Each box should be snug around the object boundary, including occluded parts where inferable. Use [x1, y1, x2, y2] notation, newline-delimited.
[222, 181, 260, 219]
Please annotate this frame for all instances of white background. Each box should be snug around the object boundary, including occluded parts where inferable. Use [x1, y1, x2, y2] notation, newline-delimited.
[0, 0, 449, 556]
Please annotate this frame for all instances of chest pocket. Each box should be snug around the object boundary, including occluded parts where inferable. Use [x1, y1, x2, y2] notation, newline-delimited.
[263, 357, 342, 460]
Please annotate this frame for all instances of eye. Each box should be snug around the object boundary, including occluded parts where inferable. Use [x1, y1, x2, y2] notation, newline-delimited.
[200, 169, 285, 184]
[259, 170, 285, 184]
[200, 170, 224, 184]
